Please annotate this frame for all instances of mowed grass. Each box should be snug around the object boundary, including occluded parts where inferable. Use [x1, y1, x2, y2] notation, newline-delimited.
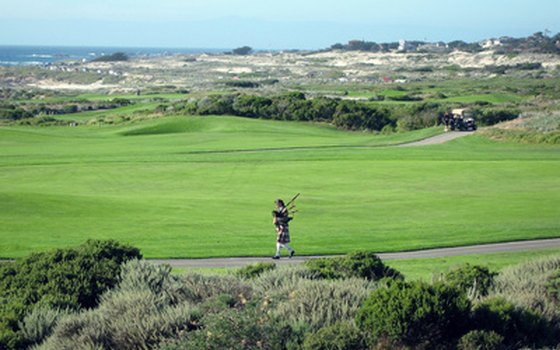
[387, 248, 560, 281]
[1, 115, 559, 258]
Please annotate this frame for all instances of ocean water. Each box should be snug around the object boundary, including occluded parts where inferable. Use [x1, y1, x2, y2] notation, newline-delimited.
[0, 46, 225, 66]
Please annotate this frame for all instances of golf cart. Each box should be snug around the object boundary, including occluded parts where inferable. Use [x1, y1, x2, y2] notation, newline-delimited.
[450, 108, 477, 131]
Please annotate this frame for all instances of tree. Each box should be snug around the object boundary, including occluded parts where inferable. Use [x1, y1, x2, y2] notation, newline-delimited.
[232, 46, 253, 55]
[92, 52, 129, 62]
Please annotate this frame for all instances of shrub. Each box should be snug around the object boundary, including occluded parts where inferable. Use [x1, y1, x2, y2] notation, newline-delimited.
[303, 321, 367, 350]
[442, 264, 497, 299]
[490, 256, 560, 321]
[0, 240, 141, 350]
[476, 108, 520, 126]
[545, 269, 560, 303]
[457, 330, 504, 350]
[304, 252, 402, 281]
[225, 80, 260, 88]
[40, 300, 197, 349]
[164, 303, 293, 350]
[270, 277, 375, 332]
[179, 273, 254, 306]
[471, 297, 555, 348]
[235, 262, 276, 279]
[480, 128, 560, 144]
[355, 281, 471, 348]
[91, 52, 129, 62]
[380, 124, 395, 134]
[18, 306, 69, 348]
[232, 46, 253, 55]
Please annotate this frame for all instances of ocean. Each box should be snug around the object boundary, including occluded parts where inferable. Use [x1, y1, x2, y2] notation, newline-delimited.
[0, 45, 225, 66]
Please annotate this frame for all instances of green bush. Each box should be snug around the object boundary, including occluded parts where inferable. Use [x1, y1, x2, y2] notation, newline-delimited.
[0, 240, 141, 350]
[304, 252, 402, 281]
[91, 52, 129, 62]
[173, 93, 396, 131]
[476, 108, 520, 126]
[457, 330, 504, 350]
[225, 80, 260, 88]
[235, 262, 276, 279]
[442, 264, 497, 298]
[355, 281, 471, 348]
[471, 297, 555, 348]
[303, 321, 367, 350]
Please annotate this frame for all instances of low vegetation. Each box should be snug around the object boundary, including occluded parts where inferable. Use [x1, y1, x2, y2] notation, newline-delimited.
[480, 110, 560, 144]
[91, 52, 129, 62]
[1, 242, 559, 349]
[0, 240, 141, 349]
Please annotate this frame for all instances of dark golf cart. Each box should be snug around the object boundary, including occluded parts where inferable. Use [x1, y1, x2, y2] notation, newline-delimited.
[450, 108, 477, 131]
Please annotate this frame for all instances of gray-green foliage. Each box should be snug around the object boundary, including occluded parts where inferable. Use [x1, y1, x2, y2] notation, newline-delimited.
[31, 255, 560, 349]
[163, 303, 293, 350]
[18, 306, 70, 348]
[253, 266, 377, 333]
[518, 111, 560, 132]
[34, 260, 201, 350]
[489, 256, 560, 321]
[37, 291, 197, 350]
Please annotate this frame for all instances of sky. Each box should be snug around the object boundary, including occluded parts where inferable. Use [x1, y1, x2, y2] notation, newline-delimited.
[0, 0, 559, 49]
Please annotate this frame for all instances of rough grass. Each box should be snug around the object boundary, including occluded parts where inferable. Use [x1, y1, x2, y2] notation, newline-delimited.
[1, 116, 559, 258]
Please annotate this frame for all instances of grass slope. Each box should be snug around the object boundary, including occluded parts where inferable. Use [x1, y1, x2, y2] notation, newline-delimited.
[1, 116, 559, 258]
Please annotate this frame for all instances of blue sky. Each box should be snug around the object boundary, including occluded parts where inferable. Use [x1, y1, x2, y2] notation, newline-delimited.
[1, 0, 559, 49]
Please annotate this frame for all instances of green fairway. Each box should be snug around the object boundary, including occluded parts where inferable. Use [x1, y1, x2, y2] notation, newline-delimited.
[1, 116, 559, 258]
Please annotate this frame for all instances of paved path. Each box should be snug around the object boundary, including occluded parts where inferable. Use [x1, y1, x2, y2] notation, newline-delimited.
[148, 238, 560, 269]
[397, 131, 474, 147]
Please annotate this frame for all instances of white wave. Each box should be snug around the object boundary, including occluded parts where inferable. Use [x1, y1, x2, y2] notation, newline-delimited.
[0, 60, 44, 66]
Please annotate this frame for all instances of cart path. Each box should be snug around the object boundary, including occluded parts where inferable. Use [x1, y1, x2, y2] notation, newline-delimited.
[148, 238, 560, 269]
[397, 131, 474, 147]
[178, 131, 474, 156]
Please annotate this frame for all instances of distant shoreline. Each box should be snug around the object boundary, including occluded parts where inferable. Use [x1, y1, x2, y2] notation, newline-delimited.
[0, 45, 228, 67]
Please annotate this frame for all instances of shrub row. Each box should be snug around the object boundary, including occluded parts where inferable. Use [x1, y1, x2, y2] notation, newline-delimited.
[4, 242, 560, 349]
[166, 93, 521, 132]
[172, 93, 395, 131]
